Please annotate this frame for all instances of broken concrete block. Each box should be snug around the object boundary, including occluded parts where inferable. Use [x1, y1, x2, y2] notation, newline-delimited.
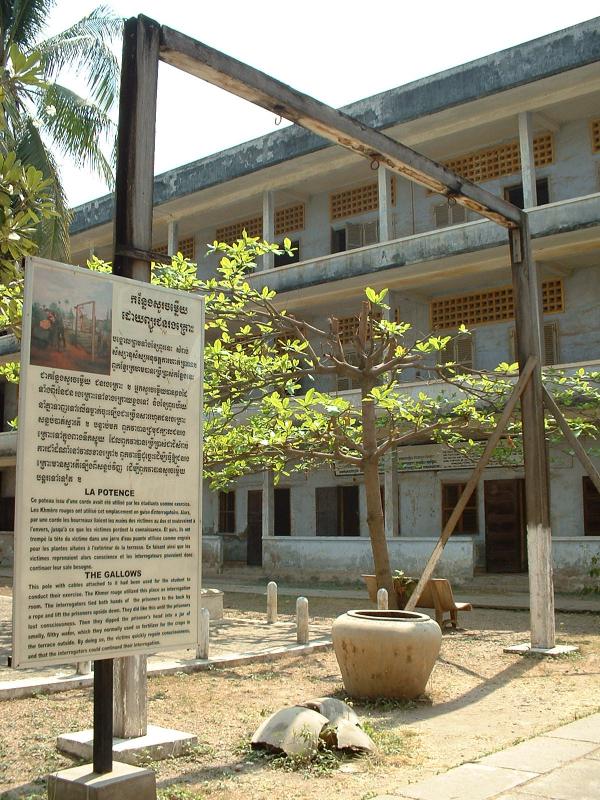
[251, 706, 328, 755]
[325, 719, 376, 753]
[300, 697, 360, 727]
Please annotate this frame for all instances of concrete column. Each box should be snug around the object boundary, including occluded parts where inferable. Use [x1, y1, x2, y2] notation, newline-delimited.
[296, 597, 309, 644]
[377, 167, 394, 242]
[262, 470, 274, 538]
[267, 581, 278, 623]
[518, 112, 537, 209]
[113, 654, 147, 738]
[167, 219, 179, 256]
[377, 588, 388, 609]
[262, 190, 275, 270]
[384, 450, 400, 537]
[197, 608, 210, 660]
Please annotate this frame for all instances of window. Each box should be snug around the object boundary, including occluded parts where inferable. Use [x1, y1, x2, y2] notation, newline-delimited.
[442, 483, 478, 534]
[218, 491, 235, 533]
[274, 488, 291, 536]
[583, 477, 600, 536]
[433, 202, 468, 228]
[273, 240, 300, 268]
[510, 322, 559, 366]
[153, 236, 195, 260]
[439, 333, 474, 372]
[331, 221, 379, 253]
[315, 486, 360, 536]
[504, 178, 549, 209]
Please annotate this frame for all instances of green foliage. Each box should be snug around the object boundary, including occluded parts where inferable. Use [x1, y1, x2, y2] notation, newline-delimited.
[0, 4, 122, 260]
[582, 554, 600, 595]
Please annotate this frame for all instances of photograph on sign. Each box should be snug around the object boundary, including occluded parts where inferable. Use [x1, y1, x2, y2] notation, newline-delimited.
[12, 258, 204, 668]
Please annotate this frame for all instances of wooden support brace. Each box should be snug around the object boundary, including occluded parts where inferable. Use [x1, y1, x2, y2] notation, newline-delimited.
[542, 386, 600, 495]
[405, 357, 536, 612]
[157, 21, 521, 228]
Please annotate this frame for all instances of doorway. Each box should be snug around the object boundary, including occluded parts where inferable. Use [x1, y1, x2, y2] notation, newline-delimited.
[246, 490, 262, 566]
[484, 479, 527, 572]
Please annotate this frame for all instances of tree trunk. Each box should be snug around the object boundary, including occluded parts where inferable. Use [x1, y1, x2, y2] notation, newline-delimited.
[362, 389, 397, 608]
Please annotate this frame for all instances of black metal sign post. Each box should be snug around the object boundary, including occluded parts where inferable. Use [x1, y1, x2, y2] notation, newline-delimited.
[93, 659, 113, 774]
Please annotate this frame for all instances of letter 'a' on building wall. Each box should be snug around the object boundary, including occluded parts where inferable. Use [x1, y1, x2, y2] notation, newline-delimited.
[12, 258, 204, 667]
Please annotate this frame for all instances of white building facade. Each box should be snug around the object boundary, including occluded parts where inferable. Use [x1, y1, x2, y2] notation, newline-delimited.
[2, 19, 600, 586]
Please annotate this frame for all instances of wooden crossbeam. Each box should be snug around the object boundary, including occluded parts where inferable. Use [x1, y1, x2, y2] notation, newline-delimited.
[158, 21, 522, 229]
[542, 386, 600, 495]
[405, 357, 537, 613]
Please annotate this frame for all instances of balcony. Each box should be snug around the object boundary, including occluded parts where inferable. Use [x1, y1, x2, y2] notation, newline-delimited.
[249, 193, 600, 300]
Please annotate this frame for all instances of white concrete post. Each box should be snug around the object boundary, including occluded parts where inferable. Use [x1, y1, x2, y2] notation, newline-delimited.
[113, 654, 147, 738]
[197, 608, 210, 660]
[296, 597, 309, 644]
[262, 469, 274, 538]
[75, 660, 92, 675]
[518, 111, 537, 209]
[267, 581, 278, 623]
[377, 587, 388, 610]
[262, 190, 275, 269]
[167, 219, 179, 255]
[377, 166, 394, 242]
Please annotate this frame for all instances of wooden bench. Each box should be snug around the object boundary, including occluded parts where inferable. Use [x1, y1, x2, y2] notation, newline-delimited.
[362, 575, 472, 628]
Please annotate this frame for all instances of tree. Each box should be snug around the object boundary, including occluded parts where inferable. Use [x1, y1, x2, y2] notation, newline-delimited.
[0, 234, 598, 602]
[0, 2, 122, 259]
[199, 235, 600, 606]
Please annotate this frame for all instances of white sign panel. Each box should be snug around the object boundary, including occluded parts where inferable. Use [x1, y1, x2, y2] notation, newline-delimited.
[13, 258, 204, 667]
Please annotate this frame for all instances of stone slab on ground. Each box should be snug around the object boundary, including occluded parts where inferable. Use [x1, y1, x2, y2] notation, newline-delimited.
[545, 713, 600, 744]
[57, 725, 198, 766]
[493, 757, 600, 800]
[504, 643, 579, 657]
[46, 761, 156, 800]
[397, 763, 538, 800]
[479, 735, 598, 773]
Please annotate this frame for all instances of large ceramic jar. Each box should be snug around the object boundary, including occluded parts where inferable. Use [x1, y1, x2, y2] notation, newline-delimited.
[332, 609, 441, 700]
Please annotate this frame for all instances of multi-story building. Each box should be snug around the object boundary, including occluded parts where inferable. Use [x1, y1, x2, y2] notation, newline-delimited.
[2, 18, 600, 586]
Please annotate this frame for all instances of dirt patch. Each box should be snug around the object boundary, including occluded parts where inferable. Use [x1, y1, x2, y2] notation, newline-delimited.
[0, 600, 599, 800]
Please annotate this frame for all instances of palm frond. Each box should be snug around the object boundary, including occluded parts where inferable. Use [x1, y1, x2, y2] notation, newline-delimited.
[16, 116, 71, 260]
[0, 0, 55, 56]
[36, 82, 114, 186]
[36, 6, 122, 111]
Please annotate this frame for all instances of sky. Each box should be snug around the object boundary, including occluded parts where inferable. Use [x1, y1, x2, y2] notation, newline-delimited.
[45, 0, 600, 209]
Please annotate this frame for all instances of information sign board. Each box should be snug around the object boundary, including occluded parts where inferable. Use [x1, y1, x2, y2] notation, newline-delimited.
[13, 258, 204, 667]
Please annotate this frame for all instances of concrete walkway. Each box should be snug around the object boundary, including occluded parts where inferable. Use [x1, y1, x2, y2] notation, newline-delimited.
[0, 593, 331, 699]
[209, 575, 600, 613]
[376, 712, 600, 800]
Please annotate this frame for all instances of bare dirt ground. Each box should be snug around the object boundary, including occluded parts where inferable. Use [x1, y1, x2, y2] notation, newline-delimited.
[0, 592, 599, 800]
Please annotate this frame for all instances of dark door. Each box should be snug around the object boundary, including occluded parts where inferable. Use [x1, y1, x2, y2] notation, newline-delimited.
[340, 486, 360, 537]
[484, 479, 526, 572]
[247, 490, 263, 566]
[274, 488, 291, 536]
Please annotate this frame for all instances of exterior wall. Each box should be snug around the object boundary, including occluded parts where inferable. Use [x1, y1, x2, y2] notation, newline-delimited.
[262, 536, 475, 584]
[552, 537, 600, 589]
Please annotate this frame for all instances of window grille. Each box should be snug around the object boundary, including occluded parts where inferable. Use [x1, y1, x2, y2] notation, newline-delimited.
[330, 178, 397, 221]
[218, 490, 235, 533]
[592, 119, 600, 153]
[216, 216, 263, 243]
[443, 133, 554, 183]
[431, 280, 563, 329]
[153, 236, 195, 260]
[275, 204, 305, 236]
[337, 311, 383, 345]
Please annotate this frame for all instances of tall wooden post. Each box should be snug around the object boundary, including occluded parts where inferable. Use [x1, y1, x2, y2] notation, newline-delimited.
[509, 217, 555, 650]
[112, 14, 160, 739]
